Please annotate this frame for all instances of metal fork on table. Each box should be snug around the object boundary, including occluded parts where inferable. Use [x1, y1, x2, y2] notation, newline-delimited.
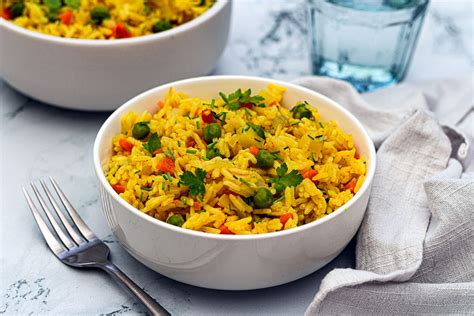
[22, 177, 170, 316]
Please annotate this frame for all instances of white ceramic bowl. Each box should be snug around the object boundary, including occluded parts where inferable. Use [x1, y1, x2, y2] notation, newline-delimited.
[93, 76, 376, 290]
[0, 1, 231, 111]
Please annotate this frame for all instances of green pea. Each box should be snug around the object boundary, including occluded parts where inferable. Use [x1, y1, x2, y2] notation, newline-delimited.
[253, 188, 273, 209]
[206, 147, 221, 160]
[274, 182, 286, 195]
[152, 19, 172, 33]
[10, 2, 25, 18]
[291, 103, 313, 120]
[167, 214, 185, 227]
[256, 150, 274, 169]
[252, 125, 265, 139]
[90, 5, 110, 24]
[203, 123, 221, 143]
[132, 122, 150, 140]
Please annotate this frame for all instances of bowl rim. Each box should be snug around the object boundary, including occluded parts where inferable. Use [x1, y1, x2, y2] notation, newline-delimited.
[0, 0, 229, 46]
[93, 75, 377, 241]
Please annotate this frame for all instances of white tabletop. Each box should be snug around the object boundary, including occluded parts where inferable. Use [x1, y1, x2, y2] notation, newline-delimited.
[1, 0, 472, 315]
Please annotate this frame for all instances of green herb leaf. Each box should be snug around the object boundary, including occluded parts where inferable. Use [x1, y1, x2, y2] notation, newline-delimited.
[44, 0, 62, 11]
[271, 163, 303, 194]
[64, 0, 80, 9]
[276, 163, 288, 177]
[142, 132, 162, 154]
[140, 186, 152, 191]
[179, 168, 207, 198]
[219, 88, 265, 110]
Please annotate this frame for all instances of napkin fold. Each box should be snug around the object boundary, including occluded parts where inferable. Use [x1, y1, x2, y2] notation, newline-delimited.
[292, 77, 473, 315]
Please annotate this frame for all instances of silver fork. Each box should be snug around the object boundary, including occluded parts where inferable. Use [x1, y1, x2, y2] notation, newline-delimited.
[22, 177, 171, 316]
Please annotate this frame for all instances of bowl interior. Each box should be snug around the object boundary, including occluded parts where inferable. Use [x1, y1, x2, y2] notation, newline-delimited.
[94, 76, 376, 238]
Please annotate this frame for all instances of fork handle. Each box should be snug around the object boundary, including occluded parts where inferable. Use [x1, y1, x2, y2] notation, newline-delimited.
[101, 262, 171, 316]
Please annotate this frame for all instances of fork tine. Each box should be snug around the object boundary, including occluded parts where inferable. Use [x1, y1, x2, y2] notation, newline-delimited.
[40, 179, 85, 245]
[31, 183, 76, 250]
[48, 177, 96, 241]
[22, 187, 68, 255]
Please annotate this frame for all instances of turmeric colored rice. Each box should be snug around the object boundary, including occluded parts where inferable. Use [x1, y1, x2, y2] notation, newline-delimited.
[1, 0, 214, 39]
[105, 84, 367, 235]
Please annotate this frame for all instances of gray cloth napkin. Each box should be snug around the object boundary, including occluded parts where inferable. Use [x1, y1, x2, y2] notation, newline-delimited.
[292, 77, 474, 315]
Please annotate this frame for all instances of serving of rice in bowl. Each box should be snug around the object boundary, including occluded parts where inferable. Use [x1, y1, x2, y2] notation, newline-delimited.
[94, 76, 376, 289]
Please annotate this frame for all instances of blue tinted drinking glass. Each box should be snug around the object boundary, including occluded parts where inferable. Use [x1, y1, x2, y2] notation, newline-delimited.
[307, 0, 429, 92]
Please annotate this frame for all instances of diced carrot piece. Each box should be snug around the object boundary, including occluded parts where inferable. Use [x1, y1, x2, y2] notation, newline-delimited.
[249, 145, 259, 156]
[201, 109, 215, 123]
[60, 11, 74, 25]
[157, 157, 175, 173]
[302, 169, 318, 180]
[1, 8, 12, 20]
[280, 213, 293, 225]
[354, 152, 360, 159]
[157, 100, 165, 109]
[194, 201, 202, 211]
[112, 184, 125, 194]
[112, 22, 131, 39]
[219, 224, 234, 235]
[119, 138, 133, 152]
[153, 148, 163, 155]
[345, 178, 358, 194]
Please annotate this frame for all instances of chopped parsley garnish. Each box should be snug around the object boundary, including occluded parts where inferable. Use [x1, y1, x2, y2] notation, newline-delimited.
[179, 168, 207, 199]
[143, 133, 162, 154]
[196, 120, 200, 129]
[270, 163, 304, 194]
[272, 195, 285, 205]
[245, 123, 265, 139]
[213, 111, 228, 124]
[65, 0, 80, 9]
[239, 178, 252, 187]
[271, 150, 281, 154]
[186, 149, 197, 154]
[163, 173, 173, 181]
[140, 186, 152, 191]
[254, 138, 263, 143]
[319, 122, 324, 128]
[244, 108, 253, 116]
[273, 154, 283, 161]
[206, 99, 216, 109]
[219, 88, 265, 110]
[310, 152, 315, 162]
[291, 121, 300, 126]
[167, 148, 176, 160]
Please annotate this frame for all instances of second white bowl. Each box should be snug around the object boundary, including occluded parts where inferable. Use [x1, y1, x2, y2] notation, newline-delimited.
[0, 0, 231, 111]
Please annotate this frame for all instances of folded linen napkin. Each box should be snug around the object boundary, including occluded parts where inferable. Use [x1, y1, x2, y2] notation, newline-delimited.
[292, 77, 474, 315]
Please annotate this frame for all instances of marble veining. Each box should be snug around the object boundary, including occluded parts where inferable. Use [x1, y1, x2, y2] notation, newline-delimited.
[1, 0, 472, 315]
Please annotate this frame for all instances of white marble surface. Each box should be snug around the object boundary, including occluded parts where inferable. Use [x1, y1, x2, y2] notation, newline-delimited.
[1, 0, 472, 315]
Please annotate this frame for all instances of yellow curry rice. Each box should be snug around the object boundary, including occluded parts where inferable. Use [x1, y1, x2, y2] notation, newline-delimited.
[105, 84, 367, 235]
[1, 0, 214, 39]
